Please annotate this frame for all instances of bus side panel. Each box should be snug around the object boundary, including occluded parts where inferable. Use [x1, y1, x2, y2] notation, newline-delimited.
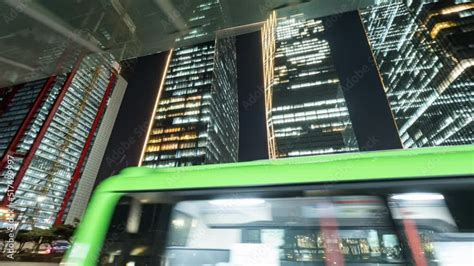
[63, 192, 124, 265]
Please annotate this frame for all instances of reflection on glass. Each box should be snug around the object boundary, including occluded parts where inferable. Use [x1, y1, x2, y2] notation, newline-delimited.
[97, 188, 474, 266]
[164, 196, 405, 265]
[389, 192, 473, 266]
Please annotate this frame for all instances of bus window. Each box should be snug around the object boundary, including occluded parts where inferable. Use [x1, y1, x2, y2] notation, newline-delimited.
[98, 185, 473, 266]
[99, 194, 405, 265]
[388, 191, 474, 266]
[163, 195, 405, 265]
[98, 196, 173, 265]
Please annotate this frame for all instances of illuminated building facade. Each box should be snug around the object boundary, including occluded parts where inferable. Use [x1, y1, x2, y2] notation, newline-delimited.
[140, 38, 238, 167]
[175, 0, 225, 44]
[360, 1, 473, 147]
[262, 12, 359, 158]
[140, 0, 238, 168]
[0, 54, 127, 229]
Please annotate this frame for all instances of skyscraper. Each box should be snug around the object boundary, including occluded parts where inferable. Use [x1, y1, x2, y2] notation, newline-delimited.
[0, 54, 127, 229]
[411, 0, 473, 61]
[139, 38, 238, 167]
[360, 0, 473, 147]
[262, 12, 359, 158]
[139, 0, 238, 168]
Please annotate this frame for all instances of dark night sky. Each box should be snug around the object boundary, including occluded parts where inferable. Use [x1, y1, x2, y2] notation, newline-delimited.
[236, 32, 268, 162]
[324, 11, 402, 151]
[96, 32, 267, 183]
[96, 52, 169, 183]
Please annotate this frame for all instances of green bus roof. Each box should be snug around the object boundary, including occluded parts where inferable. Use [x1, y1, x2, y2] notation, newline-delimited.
[97, 145, 474, 193]
[63, 145, 474, 265]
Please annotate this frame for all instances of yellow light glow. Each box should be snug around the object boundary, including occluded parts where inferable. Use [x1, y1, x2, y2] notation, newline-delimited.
[138, 49, 173, 166]
[164, 127, 185, 133]
[440, 3, 474, 15]
[147, 138, 162, 144]
[424, 3, 473, 27]
[146, 145, 160, 152]
[160, 143, 178, 151]
[430, 21, 457, 39]
[262, 11, 278, 159]
[130, 246, 148, 256]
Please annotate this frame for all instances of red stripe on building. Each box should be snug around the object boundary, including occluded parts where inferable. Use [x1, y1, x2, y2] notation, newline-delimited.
[0, 76, 56, 175]
[54, 72, 117, 225]
[1, 60, 81, 207]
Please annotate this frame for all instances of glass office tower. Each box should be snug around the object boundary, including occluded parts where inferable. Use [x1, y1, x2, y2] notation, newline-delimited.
[140, 0, 238, 168]
[0, 54, 127, 229]
[360, 0, 473, 147]
[140, 38, 238, 167]
[262, 12, 358, 159]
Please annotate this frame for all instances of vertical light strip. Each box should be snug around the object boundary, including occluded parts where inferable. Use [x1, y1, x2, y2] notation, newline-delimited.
[262, 11, 277, 159]
[138, 49, 173, 166]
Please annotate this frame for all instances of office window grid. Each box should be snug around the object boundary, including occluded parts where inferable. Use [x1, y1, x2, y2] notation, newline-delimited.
[142, 37, 238, 168]
[263, 12, 359, 158]
[360, 1, 473, 148]
[0, 54, 119, 228]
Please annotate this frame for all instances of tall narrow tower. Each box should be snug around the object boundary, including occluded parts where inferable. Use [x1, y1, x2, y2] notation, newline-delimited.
[139, 0, 238, 167]
[139, 38, 238, 168]
[262, 12, 359, 158]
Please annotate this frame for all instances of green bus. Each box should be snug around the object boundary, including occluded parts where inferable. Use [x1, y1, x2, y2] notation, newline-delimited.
[62, 145, 474, 266]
